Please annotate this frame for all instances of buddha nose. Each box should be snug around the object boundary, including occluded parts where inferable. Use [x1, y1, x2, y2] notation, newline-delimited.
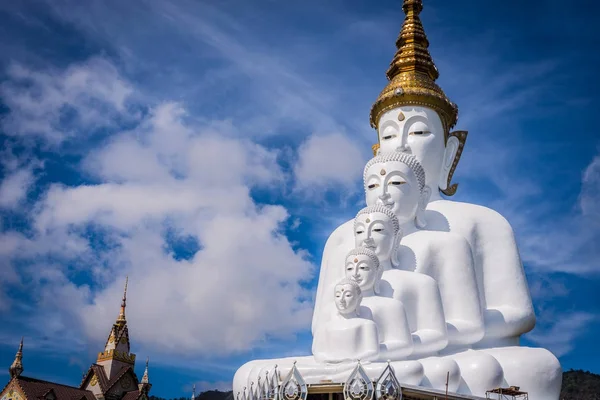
[396, 134, 411, 152]
[378, 192, 393, 205]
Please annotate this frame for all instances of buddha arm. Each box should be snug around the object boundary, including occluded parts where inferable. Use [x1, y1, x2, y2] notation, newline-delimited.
[471, 210, 536, 339]
[315, 319, 379, 363]
[372, 300, 414, 360]
[311, 220, 354, 335]
[428, 200, 536, 340]
[394, 273, 448, 357]
[428, 234, 485, 345]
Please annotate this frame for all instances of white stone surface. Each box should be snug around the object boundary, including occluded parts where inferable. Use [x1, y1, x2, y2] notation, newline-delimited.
[233, 106, 562, 400]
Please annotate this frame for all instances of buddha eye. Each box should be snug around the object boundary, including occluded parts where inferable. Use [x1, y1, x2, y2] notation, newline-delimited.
[409, 130, 431, 136]
[356, 230, 364, 234]
[360, 266, 369, 270]
[367, 183, 380, 190]
[373, 228, 384, 232]
[382, 134, 397, 140]
[388, 181, 405, 186]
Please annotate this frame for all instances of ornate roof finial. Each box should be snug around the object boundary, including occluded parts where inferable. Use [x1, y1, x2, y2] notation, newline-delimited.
[9, 337, 24, 378]
[141, 356, 149, 384]
[370, 0, 458, 135]
[192, 384, 196, 400]
[118, 276, 128, 322]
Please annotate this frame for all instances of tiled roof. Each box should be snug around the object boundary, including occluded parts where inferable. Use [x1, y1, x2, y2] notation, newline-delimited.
[91, 365, 109, 392]
[14, 376, 96, 400]
[80, 364, 109, 392]
[121, 391, 142, 400]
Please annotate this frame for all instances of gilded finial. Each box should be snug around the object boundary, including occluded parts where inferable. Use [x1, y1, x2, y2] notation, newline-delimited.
[370, 0, 458, 135]
[118, 276, 128, 322]
[9, 337, 24, 378]
[141, 356, 150, 384]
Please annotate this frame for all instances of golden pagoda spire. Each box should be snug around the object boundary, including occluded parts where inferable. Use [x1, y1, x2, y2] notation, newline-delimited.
[9, 337, 24, 378]
[117, 276, 128, 323]
[370, 0, 458, 135]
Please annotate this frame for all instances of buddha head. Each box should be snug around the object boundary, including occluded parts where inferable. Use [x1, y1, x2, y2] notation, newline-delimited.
[354, 204, 401, 265]
[369, 0, 467, 196]
[344, 247, 381, 294]
[363, 152, 430, 228]
[334, 278, 363, 317]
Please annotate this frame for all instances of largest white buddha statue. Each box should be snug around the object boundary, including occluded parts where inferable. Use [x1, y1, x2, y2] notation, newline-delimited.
[233, 1, 562, 399]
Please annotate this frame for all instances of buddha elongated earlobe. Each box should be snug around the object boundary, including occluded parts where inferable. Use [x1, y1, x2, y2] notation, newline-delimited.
[440, 131, 468, 196]
[415, 186, 431, 229]
[439, 136, 459, 191]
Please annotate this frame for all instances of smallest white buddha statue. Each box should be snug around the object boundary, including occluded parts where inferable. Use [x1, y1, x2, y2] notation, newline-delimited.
[314, 278, 380, 363]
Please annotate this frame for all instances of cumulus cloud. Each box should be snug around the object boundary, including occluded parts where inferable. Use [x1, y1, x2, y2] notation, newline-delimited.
[0, 58, 315, 357]
[0, 168, 34, 209]
[0, 57, 136, 144]
[294, 132, 365, 192]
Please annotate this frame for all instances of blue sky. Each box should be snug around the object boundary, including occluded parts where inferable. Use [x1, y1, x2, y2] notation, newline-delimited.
[0, 0, 599, 397]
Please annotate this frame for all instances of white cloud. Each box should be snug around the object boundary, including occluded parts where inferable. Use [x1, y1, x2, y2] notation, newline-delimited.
[294, 132, 365, 192]
[0, 57, 135, 144]
[580, 153, 600, 224]
[527, 312, 597, 357]
[0, 65, 315, 357]
[0, 168, 34, 209]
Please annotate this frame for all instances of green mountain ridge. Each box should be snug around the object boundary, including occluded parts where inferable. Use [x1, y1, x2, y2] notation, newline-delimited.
[150, 370, 600, 400]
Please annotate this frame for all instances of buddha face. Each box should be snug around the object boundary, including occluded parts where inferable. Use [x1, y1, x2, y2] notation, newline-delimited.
[378, 107, 446, 191]
[364, 161, 421, 225]
[334, 283, 361, 315]
[354, 212, 396, 262]
[345, 254, 378, 292]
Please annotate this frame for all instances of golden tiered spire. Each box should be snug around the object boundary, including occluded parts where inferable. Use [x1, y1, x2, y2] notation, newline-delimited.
[9, 337, 24, 378]
[117, 276, 128, 323]
[370, 0, 458, 135]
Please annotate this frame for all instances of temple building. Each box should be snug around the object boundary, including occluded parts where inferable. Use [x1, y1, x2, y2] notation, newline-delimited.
[0, 278, 152, 400]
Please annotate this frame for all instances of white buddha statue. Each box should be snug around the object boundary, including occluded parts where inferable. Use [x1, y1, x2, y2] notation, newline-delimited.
[352, 208, 448, 358]
[314, 278, 380, 363]
[312, 1, 561, 398]
[362, 153, 484, 347]
[234, 1, 561, 399]
[342, 247, 413, 360]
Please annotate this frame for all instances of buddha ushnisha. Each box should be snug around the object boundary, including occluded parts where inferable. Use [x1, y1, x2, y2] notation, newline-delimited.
[313, 278, 380, 363]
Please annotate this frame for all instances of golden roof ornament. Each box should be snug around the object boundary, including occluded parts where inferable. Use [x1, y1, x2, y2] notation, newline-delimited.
[9, 337, 24, 378]
[117, 276, 128, 323]
[370, 0, 458, 136]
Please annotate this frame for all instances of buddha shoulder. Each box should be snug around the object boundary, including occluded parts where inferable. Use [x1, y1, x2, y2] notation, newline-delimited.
[428, 199, 514, 232]
[402, 230, 471, 256]
[323, 219, 354, 250]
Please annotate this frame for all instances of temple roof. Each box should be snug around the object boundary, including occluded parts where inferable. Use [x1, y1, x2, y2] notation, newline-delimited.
[9, 376, 96, 400]
[80, 364, 139, 394]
